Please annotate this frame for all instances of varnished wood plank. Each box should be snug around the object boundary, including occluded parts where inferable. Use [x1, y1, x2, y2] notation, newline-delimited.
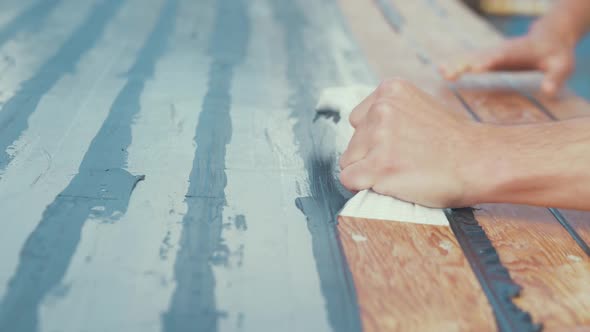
[474, 206, 590, 330]
[339, 0, 590, 330]
[338, 217, 495, 332]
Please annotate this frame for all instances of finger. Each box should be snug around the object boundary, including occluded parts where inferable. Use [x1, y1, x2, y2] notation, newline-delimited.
[541, 56, 572, 97]
[482, 37, 538, 71]
[349, 90, 377, 128]
[339, 126, 370, 170]
[439, 37, 536, 81]
[339, 158, 376, 192]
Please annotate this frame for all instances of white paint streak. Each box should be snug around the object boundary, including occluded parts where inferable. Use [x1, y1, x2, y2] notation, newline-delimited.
[351, 233, 367, 242]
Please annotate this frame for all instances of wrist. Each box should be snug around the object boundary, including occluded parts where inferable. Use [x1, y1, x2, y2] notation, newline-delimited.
[459, 123, 551, 206]
[455, 123, 503, 206]
[459, 119, 590, 209]
[464, 122, 580, 207]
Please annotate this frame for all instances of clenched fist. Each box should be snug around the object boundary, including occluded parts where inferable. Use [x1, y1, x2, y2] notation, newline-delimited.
[338, 79, 485, 208]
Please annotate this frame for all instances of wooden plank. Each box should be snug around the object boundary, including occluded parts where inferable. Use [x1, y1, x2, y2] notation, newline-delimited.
[338, 217, 494, 332]
[473, 206, 590, 330]
[338, 0, 590, 330]
[480, 0, 551, 16]
[336, 0, 497, 331]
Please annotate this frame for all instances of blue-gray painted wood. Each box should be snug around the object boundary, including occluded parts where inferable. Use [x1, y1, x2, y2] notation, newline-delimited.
[0, 0, 176, 330]
[0, 0, 375, 331]
[0, 0, 61, 49]
[0, 0, 123, 175]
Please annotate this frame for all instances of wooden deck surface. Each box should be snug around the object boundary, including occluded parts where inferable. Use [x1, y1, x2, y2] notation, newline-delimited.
[338, 1, 590, 331]
[0, 0, 588, 331]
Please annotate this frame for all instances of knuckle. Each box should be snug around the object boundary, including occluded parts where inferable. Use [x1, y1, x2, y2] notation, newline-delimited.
[376, 78, 410, 97]
[349, 111, 360, 127]
[370, 100, 394, 119]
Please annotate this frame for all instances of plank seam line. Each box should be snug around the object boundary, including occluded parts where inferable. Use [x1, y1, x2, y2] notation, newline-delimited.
[446, 208, 542, 332]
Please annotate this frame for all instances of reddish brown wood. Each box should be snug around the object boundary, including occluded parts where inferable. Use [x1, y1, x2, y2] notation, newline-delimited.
[338, 217, 495, 332]
[337, 0, 590, 330]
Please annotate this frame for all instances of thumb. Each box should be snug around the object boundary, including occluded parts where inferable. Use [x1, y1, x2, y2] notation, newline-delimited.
[541, 55, 573, 97]
[339, 158, 376, 192]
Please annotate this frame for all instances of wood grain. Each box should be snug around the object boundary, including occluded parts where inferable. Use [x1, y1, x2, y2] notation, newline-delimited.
[338, 217, 495, 332]
[338, 0, 590, 330]
[474, 205, 590, 331]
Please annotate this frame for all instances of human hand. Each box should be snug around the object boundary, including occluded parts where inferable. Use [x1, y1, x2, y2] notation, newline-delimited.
[339, 79, 487, 208]
[439, 21, 575, 97]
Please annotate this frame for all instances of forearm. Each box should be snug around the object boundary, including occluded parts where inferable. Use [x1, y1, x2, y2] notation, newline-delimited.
[532, 0, 590, 46]
[469, 119, 590, 210]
